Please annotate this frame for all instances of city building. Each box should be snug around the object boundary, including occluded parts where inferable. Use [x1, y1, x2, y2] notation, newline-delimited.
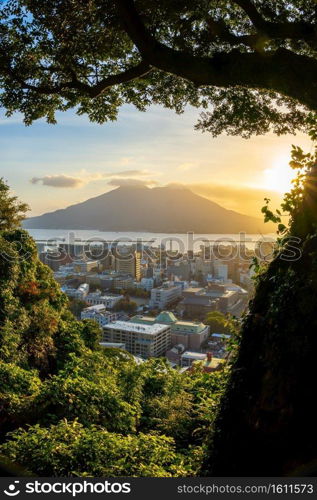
[191, 352, 225, 373]
[81, 304, 117, 327]
[73, 260, 100, 273]
[63, 283, 89, 299]
[180, 287, 218, 318]
[181, 351, 207, 368]
[102, 321, 171, 358]
[180, 283, 247, 318]
[166, 343, 185, 365]
[150, 284, 182, 309]
[179, 351, 225, 372]
[115, 251, 141, 281]
[86, 291, 123, 309]
[130, 311, 209, 351]
[207, 333, 231, 359]
[136, 277, 154, 291]
[213, 261, 229, 281]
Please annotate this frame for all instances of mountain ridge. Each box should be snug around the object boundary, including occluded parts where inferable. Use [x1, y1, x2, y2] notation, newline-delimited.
[24, 185, 273, 233]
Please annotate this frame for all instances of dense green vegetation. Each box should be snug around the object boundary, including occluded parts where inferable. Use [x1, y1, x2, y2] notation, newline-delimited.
[204, 312, 231, 335]
[0, 178, 227, 476]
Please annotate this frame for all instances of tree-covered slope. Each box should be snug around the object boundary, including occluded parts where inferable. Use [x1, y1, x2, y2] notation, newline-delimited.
[0, 179, 227, 476]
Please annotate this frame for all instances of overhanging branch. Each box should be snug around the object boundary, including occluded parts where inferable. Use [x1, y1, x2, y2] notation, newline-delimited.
[231, 0, 317, 45]
[0, 49, 151, 97]
[116, 0, 317, 110]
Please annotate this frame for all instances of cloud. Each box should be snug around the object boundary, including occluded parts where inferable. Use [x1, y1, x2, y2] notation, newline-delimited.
[30, 169, 153, 189]
[107, 178, 159, 187]
[30, 175, 84, 188]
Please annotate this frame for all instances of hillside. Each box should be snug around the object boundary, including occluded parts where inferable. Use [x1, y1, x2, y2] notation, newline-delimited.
[24, 185, 272, 233]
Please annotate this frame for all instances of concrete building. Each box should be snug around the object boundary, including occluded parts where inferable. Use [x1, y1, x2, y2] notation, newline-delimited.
[112, 275, 134, 290]
[180, 284, 245, 318]
[181, 351, 207, 368]
[130, 311, 209, 351]
[86, 291, 123, 309]
[166, 343, 185, 365]
[213, 261, 229, 281]
[150, 284, 182, 310]
[191, 352, 225, 373]
[73, 260, 100, 273]
[179, 351, 224, 372]
[180, 288, 218, 318]
[136, 277, 154, 291]
[115, 251, 141, 281]
[63, 283, 89, 299]
[102, 321, 171, 358]
[103, 320, 171, 357]
[168, 261, 192, 280]
[81, 304, 117, 327]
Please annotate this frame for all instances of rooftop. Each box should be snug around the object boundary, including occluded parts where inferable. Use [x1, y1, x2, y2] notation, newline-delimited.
[83, 304, 106, 312]
[183, 287, 205, 295]
[181, 351, 207, 360]
[197, 357, 225, 369]
[104, 321, 170, 335]
[156, 311, 177, 324]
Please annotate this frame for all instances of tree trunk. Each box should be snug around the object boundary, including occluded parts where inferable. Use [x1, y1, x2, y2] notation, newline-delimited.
[208, 165, 317, 476]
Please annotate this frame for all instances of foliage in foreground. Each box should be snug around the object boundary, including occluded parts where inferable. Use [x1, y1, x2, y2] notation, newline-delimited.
[0, 178, 227, 476]
[208, 137, 317, 476]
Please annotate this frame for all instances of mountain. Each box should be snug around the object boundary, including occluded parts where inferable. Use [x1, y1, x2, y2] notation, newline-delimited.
[23, 185, 273, 233]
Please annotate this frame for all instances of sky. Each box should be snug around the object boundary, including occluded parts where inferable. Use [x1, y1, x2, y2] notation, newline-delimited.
[0, 104, 313, 217]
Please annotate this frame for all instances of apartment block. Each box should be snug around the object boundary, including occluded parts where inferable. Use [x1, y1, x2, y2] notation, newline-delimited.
[102, 321, 171, 358]
[86, 291, 123, 309]
[81, 304, 117, 327]
[150, 284, 182, 309]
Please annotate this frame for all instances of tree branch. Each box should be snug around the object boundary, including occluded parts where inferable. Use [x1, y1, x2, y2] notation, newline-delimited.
[231, 0, 317, 45]
[89, 60, 151, 97]
[0, 49, 151, 97]
[231, 0, 267, 29]
[116, 0, 317, 110]
[206, 18, 261, 50]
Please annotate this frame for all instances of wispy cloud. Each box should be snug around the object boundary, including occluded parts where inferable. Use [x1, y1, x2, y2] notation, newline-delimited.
[30, 175, 84, 188]
[30, 169, 153, 188]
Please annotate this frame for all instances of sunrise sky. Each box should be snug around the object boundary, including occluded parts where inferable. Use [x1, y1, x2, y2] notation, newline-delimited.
[0, 104, 313, 217]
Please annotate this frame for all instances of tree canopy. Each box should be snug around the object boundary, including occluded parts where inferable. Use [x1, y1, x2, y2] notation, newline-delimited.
[0, 1, 316, 136]
[0, 179, 28, 231]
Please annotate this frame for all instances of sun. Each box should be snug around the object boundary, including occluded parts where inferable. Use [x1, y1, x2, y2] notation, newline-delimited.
[263, 154, 295, 194]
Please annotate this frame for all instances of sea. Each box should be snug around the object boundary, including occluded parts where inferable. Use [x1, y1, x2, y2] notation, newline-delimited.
[27, 229, 276, 253]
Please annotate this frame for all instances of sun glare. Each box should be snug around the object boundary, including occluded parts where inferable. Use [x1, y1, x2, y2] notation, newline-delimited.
[263, 154, 296, 194]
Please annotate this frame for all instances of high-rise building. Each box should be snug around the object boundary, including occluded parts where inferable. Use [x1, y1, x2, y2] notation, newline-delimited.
[115, 251, 141, 281]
